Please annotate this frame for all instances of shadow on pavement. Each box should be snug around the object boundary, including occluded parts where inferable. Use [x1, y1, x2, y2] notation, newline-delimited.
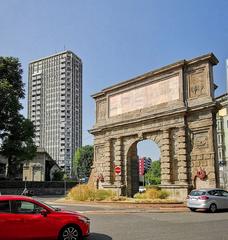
[88, 233, 112, 240]
[191, 209, 228, 214]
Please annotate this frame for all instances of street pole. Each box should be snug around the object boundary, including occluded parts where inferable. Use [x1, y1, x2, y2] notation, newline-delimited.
[64, 180, 66, 195]
[117, 177, 121, 199]
[63, 174, 67, 196]
[25, 176, 27, 189]
[143, 175, 145, 187]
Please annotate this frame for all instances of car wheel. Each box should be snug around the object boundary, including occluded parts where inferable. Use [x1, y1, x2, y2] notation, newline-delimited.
[209, 203, 217, 213]
[59, 225, 82, 240]
[189, 208, 197, 212]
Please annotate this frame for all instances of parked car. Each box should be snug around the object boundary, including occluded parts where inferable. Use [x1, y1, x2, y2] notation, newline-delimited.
[0, 195, 90, 240]
[139, 186, 146, 193]
[187, 188, 228, 213]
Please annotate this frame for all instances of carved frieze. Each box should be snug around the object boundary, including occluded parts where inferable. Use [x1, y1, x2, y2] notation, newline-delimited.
[193, 132, 209, 149]
[189, 69, 207, 98]
[95, 145, 105, 163]
[96, 100, 106, 121]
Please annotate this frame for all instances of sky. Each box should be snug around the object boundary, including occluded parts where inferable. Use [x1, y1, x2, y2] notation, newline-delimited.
[1, 0, 228, 160]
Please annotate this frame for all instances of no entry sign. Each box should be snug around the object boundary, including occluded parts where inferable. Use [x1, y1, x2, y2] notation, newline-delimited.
[115, 166, 121, 174]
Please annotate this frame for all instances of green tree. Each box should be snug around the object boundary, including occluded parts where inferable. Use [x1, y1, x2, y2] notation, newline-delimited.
[1, 115, 37, 178]
[72, 145, 94, 179]
[0, 57, 24, 135]
[145, 160, 161, 185]
[52, 169, 65, 181]
[0, 57, 36, 179]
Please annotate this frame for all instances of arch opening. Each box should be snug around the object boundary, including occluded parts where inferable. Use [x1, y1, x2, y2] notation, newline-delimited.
[126, 139, 161, 197]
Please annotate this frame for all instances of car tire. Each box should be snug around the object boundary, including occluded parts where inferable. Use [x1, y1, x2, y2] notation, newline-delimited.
[209, 203, 217, 213]
[59, 225, 82, 240]
[189, 208, 197, 212]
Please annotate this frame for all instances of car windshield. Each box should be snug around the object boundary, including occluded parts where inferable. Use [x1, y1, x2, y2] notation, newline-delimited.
[190, 190, 206, 196]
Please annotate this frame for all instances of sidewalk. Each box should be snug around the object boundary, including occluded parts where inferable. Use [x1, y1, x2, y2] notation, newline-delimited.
[43, 198, 189, 213]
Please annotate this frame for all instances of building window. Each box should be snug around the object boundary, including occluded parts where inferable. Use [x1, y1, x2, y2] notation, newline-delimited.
[219, 150, 222, 160]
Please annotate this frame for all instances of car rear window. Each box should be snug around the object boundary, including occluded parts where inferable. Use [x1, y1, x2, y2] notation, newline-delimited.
[189, 191, 206, 196]
[0, 200, 10, 213]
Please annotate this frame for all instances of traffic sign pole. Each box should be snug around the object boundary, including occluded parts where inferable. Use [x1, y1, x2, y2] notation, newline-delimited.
[115, 166, 121, 198]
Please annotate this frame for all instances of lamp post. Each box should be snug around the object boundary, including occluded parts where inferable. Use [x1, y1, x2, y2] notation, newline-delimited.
[63, 174, 67, 196]
[24, 176, 27, 189]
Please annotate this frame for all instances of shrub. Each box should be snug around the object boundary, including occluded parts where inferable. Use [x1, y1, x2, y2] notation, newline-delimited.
[52, 170, 64, 181]
[158, 190, 169, 199]
[111, 196, 127, 201]
[67, 184, 116, 201]
[134, 192, 146, 199]
[134, 188, 169, 200]
[146, 188, 160, 199]
[68, 184, 96, 201]
[145, 185, 160, 190]
[95, 189, 114, 201]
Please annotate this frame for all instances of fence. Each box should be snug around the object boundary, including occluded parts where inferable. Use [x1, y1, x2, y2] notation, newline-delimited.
[0, 181, 78, 195]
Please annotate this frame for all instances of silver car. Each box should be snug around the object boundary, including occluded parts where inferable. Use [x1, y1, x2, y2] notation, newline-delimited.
[187, 188, 228, 213]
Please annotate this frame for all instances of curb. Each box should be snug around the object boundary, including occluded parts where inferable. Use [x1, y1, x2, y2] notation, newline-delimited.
[44, 201, 189, 213]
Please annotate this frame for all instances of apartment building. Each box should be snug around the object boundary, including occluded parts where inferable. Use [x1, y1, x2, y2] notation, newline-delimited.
[28, 51, 82, 176]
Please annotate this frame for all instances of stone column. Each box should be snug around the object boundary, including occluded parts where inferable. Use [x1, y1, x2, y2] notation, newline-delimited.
[161, 129, 171, 184]
[177, 127, 188, 184]
[114, 138, 122, 186]
[103, 139, 111, 184]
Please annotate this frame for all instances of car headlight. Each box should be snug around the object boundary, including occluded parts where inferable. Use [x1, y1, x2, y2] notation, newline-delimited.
[78, 216, 90, 224]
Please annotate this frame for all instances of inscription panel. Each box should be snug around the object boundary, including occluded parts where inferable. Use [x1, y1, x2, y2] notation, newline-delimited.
[109, 75, 180, 117]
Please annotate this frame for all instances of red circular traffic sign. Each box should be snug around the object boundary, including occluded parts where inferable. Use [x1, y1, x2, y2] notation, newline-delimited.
[115, 166, 121, 174]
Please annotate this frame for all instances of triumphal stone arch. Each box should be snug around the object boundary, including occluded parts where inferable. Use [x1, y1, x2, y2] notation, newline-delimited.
[89, 53, 219, 200]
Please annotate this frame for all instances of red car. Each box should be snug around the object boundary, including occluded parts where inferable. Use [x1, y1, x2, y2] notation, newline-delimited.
[0, 195, 90, 240]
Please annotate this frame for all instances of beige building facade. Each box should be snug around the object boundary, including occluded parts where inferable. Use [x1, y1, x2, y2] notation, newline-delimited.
[23, 148, 60, 182]
[216, 94, 228, 189]
[90, 53, 219, 200]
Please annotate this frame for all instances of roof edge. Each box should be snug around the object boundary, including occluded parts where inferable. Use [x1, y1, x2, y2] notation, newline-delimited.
[91, 53, 218, 99]
[29, 50, 82, 64]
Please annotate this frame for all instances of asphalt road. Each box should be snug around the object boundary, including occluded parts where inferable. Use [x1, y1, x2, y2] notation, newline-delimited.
[87, 211, 228, 240]
[41, 200, 228, 240]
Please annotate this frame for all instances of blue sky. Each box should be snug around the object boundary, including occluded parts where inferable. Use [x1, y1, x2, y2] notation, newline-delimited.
[1, 0, 228, 159]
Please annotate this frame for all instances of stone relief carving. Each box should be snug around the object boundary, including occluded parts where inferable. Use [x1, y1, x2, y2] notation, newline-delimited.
[97, 100, 106, 121]
[193, 132, 208, 149]
[189, 71, 207, 98]
[95, 145, 105, 162]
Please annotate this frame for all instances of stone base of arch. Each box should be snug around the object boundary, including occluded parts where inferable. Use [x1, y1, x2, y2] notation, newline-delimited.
[159, 184, 189, 201]
[92, 182, 190, 201]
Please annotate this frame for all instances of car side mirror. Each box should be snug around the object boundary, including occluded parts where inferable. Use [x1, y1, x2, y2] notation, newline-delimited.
[40, 209, 48, 217]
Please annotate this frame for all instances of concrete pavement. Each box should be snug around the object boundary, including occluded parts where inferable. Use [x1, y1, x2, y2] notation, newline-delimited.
[36, 196, 189, 213]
